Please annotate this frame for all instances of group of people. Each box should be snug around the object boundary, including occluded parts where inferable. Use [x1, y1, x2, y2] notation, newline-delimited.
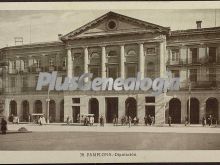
[38, 116, 46, 125]
[144, 115, 155, 126]
[8, 114, 20, 124]
[120, 115, 139, 127]
[202, 115, 217, 127]
[83, 116, 95, 126]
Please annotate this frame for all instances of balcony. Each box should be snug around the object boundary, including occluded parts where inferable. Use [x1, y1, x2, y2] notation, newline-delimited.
[180, 81, 218, 90]
[166, 59, 186, 66]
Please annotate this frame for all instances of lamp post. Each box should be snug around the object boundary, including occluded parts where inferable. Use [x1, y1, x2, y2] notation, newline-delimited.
[46, 89, 50, 124]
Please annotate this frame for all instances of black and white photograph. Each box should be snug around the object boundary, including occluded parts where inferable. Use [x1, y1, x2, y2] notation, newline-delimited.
[0, 1, 220, 164]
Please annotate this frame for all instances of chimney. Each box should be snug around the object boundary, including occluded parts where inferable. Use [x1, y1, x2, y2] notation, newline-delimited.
[58, 34, 63, 40]
[14, 37, 23, 46]
[196, 21, 202, 29]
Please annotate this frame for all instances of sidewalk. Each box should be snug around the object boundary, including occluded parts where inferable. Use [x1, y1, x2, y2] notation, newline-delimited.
[6, 123, 220, 134]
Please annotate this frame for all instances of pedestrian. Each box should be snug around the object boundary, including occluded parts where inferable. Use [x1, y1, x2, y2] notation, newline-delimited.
[207, 115, 212, 126]
[128, 116, 132, 127]
[151, 116, 155, 125]
[28, 114, 31, 123]
[168, 115, 172, 126]
[202, 116, 206, 127]
[1, 118, 7, 135]
[39, 116, 43, 126]
[147, 115, 152, 126]
[144, 115, 147, 126]
[100, 115, 104, 126]
[113, 115, 117, 126]
[67, 116, 70, 125]
[133, 116, 137, 125]
[185, 116, 188, 126]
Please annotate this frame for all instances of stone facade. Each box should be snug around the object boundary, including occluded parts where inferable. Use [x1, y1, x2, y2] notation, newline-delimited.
[0, 11, 219, 124]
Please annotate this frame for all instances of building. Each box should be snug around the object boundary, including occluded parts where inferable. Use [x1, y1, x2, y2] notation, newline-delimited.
[0, 11, 219, 124]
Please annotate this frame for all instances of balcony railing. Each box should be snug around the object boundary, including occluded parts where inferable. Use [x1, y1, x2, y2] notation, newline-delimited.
[6, 66, 67, 75]
[180, 81, 219, 90]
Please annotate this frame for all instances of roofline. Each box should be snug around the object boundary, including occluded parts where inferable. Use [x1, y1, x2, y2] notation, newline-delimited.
[0, 41, 65, 50]
[61, 11, 170, 40]
[170, 26, 220, 36]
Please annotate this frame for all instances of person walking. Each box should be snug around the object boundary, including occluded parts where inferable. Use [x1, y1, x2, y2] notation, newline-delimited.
[185, 116, 189, 126]
[168, 115, 172, 126]
[66, 116, 70, 125]
[100, 115, 104, 127]
[202, 116, 206, 127]
[1, 118, 7, 135]
[128, 116, 132, 127]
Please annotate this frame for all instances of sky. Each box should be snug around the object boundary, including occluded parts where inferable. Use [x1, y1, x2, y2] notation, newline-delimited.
[0, 9, 219, 48]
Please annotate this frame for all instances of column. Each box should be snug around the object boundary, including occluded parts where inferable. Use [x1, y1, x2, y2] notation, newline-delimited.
[101, 46, 106, 78]
[17, 100, 22, 120]
[160, 41, 166, 77]
[84, 47, 89, 82]
[67, 48, 73, 78]
[200, 100, 206, 124]
[139, 43, 145, 79]
[55, 99, 60, 122]
[4, 99, 10, 121]
[120, 45, 125, 79]
[84, 47, 89, 73]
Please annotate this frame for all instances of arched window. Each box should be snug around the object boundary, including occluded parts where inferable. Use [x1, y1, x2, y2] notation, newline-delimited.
[108, 51, 117, 57]
[127, 50, 136, 56]
[90, 52, 99, 58]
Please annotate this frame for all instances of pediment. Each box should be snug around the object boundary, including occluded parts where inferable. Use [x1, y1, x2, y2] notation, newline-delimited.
[62, 11, 170, 40]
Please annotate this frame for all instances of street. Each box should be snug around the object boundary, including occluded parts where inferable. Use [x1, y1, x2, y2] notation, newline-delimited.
[1, 124, 220, 150]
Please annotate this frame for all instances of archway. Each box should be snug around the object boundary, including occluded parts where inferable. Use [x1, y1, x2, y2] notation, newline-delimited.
[49, 100, 56, 123]
[125, 97, 137, 120]
[60, 100, 64, 122]
[169, 98, 181, 124]
[10, 100, 17, 116]
[22, 100, 29, 122]
[34, 100, 42, 113]
[187, 98, 200, 124]
[89, 98, 99, 123]
[206, 98, 218, 123]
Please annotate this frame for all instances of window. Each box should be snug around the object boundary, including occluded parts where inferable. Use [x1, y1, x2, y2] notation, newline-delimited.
[72, 98, 80, 104]
[49, 58, 54, 67]
[11, 77, 16, 87]
[189, 69, 197, 82]
[209, 47, 217, 63]
[74, 66, 82, 77]
[171, 49, 180, 61]
[145, 97, 155, 103]
[107, 65, 119, 79]
[36, 59, 41, 68]
[12, 61, 16, 70]
[171, 70, 180, 78]
[108, 51, 117, 57]
[107, 20, 117, 30]
[90, 52, 100, 58]
[209, 68, 216, 81]
[146, 62, 155, 79]
[127, 50, 136, 56]
[62, 57, 66, 67]
[190, 48, 198, 63]
[89, 66, 100, 79]
[73, 53, 82, 59]
[146, 48, 156, 55]
[22, 76, 28, 87]
[126, 64, 137, 78]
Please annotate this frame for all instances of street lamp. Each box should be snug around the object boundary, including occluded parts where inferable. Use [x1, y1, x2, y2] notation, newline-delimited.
[46, 89, 50, 124]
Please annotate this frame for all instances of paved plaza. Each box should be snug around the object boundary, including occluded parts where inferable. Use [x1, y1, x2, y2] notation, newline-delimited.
[1, 123, 220, 150]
